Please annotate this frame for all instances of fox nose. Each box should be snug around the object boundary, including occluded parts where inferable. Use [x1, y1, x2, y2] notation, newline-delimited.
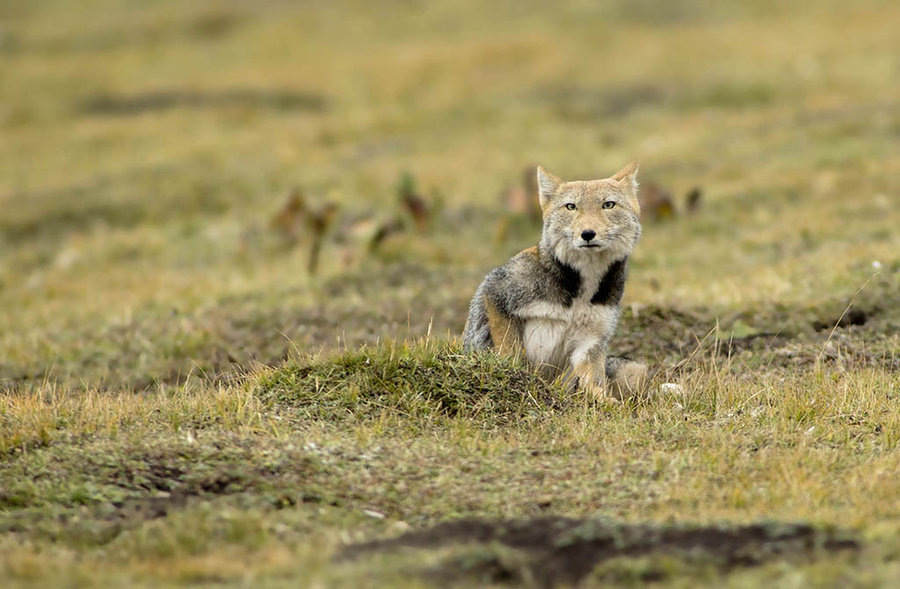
[581, 230, 596, 242]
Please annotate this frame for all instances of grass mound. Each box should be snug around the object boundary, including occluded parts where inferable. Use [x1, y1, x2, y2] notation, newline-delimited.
[255, 341, 564, 426]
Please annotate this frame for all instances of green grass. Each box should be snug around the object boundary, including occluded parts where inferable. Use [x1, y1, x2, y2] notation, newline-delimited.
[2, 0, 900, 586]
[257, 341, 566, 427]
[2, 346, 899, 586]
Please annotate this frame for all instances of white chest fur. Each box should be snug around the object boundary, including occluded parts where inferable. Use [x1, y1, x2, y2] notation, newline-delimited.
[518, 299, 619, 369]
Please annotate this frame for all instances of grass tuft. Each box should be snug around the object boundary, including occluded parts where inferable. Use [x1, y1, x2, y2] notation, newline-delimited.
[256, 340, 565, 427]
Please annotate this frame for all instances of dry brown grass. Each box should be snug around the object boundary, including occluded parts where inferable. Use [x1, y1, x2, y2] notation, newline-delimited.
[2, 0, 900, 586]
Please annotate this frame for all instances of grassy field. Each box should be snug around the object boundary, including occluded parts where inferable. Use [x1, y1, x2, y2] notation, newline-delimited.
[2, 0, 900, 586]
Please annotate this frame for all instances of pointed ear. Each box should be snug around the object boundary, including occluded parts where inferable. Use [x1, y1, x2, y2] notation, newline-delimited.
[612, 161, 640, 215]
[536, 165, 562, 208]
[611, 161, 639, 193]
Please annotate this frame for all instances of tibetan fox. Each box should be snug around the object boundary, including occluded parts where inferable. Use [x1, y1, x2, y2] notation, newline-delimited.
[463, 162, 648, 398]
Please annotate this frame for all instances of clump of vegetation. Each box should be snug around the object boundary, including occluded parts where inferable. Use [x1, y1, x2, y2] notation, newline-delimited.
[256, 341, 566, 427]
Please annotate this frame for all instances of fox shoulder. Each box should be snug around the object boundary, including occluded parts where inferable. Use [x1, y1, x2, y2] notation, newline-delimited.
[480, 246, 580, 316]
[478, 247, 539, 314]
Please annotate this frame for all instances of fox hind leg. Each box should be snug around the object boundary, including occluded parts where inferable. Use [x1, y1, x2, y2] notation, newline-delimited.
[605, 356, 649, 399]
[485, 299, 523, 357]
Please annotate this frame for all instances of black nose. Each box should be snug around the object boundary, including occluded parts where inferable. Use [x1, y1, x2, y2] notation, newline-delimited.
[581, 230, 596, 242]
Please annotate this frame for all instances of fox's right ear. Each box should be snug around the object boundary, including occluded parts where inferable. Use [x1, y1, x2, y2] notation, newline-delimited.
[536, 165, 562, 209]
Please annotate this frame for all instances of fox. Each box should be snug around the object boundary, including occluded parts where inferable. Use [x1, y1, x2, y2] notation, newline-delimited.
[463, 162, 648, 399]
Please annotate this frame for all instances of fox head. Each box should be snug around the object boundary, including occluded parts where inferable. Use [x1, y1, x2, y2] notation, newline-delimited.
[536, 162, 642, 270]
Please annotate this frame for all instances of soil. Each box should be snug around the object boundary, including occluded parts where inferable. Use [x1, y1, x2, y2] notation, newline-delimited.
[342, 516, 859, 587]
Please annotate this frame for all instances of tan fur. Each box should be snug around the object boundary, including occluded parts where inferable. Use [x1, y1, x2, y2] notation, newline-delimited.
[463, 162, 649, 399]
[572, 352, 606, 398]
[536, 162, 642, 274]
[608, 361, 649, 400]
[519, 245, 540, 260]
[486, 298, 521, 356]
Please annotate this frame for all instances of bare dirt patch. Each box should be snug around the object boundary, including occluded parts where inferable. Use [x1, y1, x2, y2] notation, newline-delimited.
[342, 517, 858, 587]
[616, 293, 900, 375]
[81, 88, 328, 116]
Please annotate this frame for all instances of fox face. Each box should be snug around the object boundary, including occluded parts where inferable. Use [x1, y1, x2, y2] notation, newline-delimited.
[536, 162, 641, 271]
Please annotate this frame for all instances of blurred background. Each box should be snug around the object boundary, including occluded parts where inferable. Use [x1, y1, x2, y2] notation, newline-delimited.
[1, 0, 898, 390]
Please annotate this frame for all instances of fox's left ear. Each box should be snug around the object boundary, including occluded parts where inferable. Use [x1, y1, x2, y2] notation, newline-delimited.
[611, 161, 639, 191]
[611, 161, 640, 215]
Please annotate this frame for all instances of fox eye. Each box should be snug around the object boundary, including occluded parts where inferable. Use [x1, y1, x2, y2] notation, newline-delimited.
[602, 201, 616, 209]
[565, 203, 577, 211]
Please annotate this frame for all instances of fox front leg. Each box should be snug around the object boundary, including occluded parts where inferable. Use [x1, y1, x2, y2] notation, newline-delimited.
[569, 344, 609, 399]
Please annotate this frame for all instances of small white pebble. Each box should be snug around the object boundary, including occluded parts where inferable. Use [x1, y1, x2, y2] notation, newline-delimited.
[659, 383, 684, 395]
[363, 509, 385, 519]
